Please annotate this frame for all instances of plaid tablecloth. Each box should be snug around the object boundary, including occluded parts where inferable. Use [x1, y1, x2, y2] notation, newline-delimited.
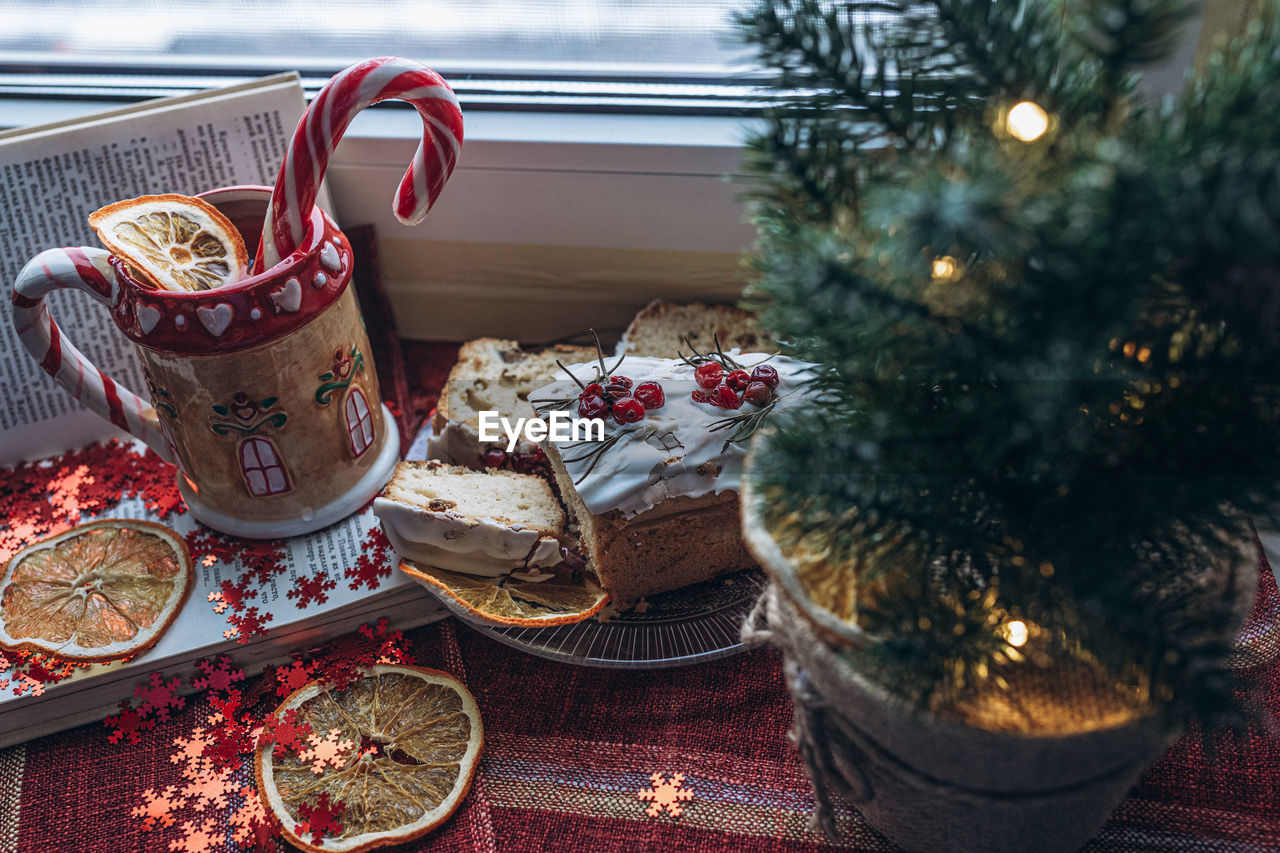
[3, 236, 1278, 852]
[4, 563, 1278, 852]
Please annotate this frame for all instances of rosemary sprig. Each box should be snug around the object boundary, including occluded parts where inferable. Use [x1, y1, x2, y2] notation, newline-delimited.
[560, 426, 647, 483]
[677, 332, 766, 371]
[706, 394, 783, 452]
[590, 329, 627, 380]
[530, 394, 577, 415]
[556, 359, 587, 390]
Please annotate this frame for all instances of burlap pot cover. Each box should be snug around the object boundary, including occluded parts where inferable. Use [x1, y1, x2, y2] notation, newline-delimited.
[740, 480, 1259, 852]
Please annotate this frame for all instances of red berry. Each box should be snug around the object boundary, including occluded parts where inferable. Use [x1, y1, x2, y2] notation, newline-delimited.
[726, 369, 751, 391]
[604, 382, 631, 398]
[481, 448, 507, 468]
[578, 394, 608, 419]
[580, 382, 603, 399]
[743, 380, 772, 406]
[609, 375, 632, 390]
[633, 381, 665, 409]
[711, 385, 742, 409]
[612, 396, 646, 424]
[751, 364, 780, 388]
[694, 362, 724, 389]
[691, 389, 712, 403]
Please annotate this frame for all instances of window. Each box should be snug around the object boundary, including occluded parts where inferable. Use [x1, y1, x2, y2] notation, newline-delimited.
[344, 387, 374, 457]
[0, 1, 763, 114]
[239, 437, 291, 497]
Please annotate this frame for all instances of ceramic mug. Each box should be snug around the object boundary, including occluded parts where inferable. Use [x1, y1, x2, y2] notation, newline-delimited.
[11, 185, 399, 538]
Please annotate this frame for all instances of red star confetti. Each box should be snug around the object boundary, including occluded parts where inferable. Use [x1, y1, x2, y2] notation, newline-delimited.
[302, 617, 413, 690]
[260, 707, 314, 758]
[192, 656, 245, 694]
[214, 578, 256, 613]
[182, 764, 236, 812]
[226, 606, 269, 645]
[134, 673, 186, 722]
[296, 793, 346, 845]
[345, 526, 394, 590]
[638, 772, 695, 818]
[230, 785, 274, 848]
[169, 818, 218, 853]
[288, 571, 337, 608]
[301, 729, 356, 774]
[105, 701, 154, 745]
[273, 658, 315, 698]
[46, 464, 92, 523]
[131, 785, 186, 831]
[171, 728, 210, 773]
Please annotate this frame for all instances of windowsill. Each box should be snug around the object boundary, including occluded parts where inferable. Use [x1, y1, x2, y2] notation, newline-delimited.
[0, 97, 759, 174]
[1, 95, 764, 342]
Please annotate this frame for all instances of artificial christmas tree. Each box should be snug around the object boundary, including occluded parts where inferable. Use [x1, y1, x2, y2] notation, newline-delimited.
[737, 1, 1279, 848]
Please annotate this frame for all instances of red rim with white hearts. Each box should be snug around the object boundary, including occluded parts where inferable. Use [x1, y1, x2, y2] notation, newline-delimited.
[109, 187, 352, 355]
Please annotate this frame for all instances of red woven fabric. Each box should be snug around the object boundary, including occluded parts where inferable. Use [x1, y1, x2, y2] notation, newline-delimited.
[11, 569, 1280, 852]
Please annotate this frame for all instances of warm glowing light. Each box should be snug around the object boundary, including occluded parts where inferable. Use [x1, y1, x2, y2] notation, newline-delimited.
[1004, 620, 1029, 647]
[1006, 101, 1049, 142]
[931, 255, 959, 280]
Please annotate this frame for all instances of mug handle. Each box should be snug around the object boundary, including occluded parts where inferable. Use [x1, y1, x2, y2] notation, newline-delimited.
[11, 247, 173, 461]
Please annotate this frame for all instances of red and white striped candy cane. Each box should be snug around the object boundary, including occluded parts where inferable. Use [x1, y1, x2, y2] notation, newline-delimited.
[258, 56, 463, 270]
[12, 247, 171, 458]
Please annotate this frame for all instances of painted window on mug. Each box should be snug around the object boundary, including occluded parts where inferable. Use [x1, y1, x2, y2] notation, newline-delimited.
[345, 387, 374, 457]
[239, 436, 291, 497]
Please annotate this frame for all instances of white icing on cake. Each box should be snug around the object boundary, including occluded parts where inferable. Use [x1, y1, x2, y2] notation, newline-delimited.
[374, 496, 563, 577]
[535, 354, 814, 519]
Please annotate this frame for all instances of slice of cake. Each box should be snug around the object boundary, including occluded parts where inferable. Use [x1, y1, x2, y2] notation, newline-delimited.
[428, 338, 594, 469]
[533, 352, 812, 604]
[617, 299, 767, 358]
[374, 460, 565, 577]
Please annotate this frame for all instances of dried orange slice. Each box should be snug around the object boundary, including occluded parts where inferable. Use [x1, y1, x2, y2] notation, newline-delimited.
[255, 664, 483, 852]
[88, 193, 248, 291]
[0, 519, 192, 661]
[401, 560, 609, 627]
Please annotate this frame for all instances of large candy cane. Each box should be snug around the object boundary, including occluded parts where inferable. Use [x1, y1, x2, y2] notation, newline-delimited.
[258, 56, 463, 270]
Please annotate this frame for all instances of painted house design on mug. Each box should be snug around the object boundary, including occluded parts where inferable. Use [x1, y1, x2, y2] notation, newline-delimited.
[314, 345, 375, 459]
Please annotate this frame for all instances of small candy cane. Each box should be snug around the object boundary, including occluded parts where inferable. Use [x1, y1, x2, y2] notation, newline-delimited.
[258, 56, 463, 270]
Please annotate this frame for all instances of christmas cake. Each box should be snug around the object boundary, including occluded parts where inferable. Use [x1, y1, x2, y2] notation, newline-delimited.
[532, 349, 812, 604]
[617, 299, 766, 358]
[373, 460, 565, 577]
[427, 338, 594, 469]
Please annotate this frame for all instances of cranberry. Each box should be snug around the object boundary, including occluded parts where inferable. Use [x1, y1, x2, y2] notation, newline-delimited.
[580, 382, 603, 399]
[513, 447, 547, 473]
[691, 389, 712, 403]
[633, 381, 665, 409]
[481, 448, 507, 468]
[711, 385, 743, 409]
[578, 394, 609, 419]
[609, 375, 632, 390]
[725, 369, 751, 391]
[612, 396, 646, 424]
[694, 362, 724, 389]
[742, 380, 772, 406]
[751, 364, 780, 388]
[604, 382, 632, 398]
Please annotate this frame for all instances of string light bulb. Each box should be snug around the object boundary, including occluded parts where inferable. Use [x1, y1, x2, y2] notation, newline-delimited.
[1003, 620, 1029, 647]
[931, 255, 959, 281]
[1006, 101, 1049, 142]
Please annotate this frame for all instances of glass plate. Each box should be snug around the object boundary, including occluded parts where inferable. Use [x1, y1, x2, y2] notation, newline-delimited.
[466, 567, 767, 669]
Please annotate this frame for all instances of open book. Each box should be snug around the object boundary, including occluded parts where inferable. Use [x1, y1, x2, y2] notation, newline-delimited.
[0, 75, 444, 747]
